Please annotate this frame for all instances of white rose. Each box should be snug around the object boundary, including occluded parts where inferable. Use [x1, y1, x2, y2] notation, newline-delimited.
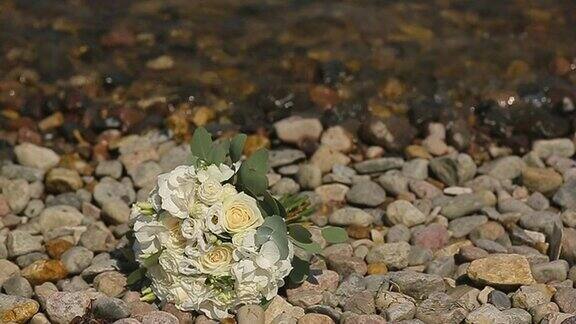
[158, 165, 198, 219]
[198, 244, 234, 275]
[221, 184, 237, 200]
[181, 218, 207, 251]
[158, 249, 183, 275]
[197, 178, 223, 205]
[221, 193, 264, 233]
[197, 164, 236, 183]
[205, 203, 225, 235]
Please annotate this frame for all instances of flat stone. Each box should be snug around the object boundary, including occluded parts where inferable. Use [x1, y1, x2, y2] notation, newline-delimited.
[6, 231, 43, 257]
[532, 260, 569, 283]
[386, 200, 426, 227]
[366, 242, 411, 269]
[14, 143, 60, 171]
[274, 117, 323, 145]
[554, 179, 576, 209]
[354, 157, 404, 174]
[45, 168, 83, 193]
[286, 270, 339, 307]
[375, 290, 416, 321]
[554, 287, 576, 314]
[0, 294, 40, 323]
[61, 246, 94, 274]
[1, 164, 45, 182]
[384, 271, 446, 300]
[21, 259, 68, 285]
[93, 296, 131, 321]
[297, 313, 334, 324]
[38, 205, 84, 234]
[467, 254, 535, 288]
[311, 145, 351, 173]
[533, 138, 575, 159]
[441, 191, 496, 219]
[346, 181, 386, 207]
[101, 199, 131, 224]
[2, 276, 33, 298]
[93, 271, 127, 297]
[321, 126, 353, 153]
[449, 215, 488, 238]
[465, 304, 507, 324]
[315, 184, 349, 204]
[411, 224, 449, 251]
[96, 160, 123, 179]
[378, 171, 409, 195]
[45, 291, 92, 324]
[237, 304, 265, 324]
[415, 292, 467, 323]
[297, 164, 322, 189]
[522, 167, 563, 195]
[4, 178, 31, 214]
[329, 207, 373, 227]
[478, 156, 525, 180]
[0, 260, 20, 286]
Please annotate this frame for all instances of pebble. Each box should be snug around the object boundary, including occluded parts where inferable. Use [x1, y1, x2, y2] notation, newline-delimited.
[361, 116, 417, 152]
[311, 145, 352, 173]
[79, 223, 116, 252]
[501, 308, 532, 324]
[345, 181, 386, 207]
[6, 231, 43, 257]
[21, 259, 68, 285]
[522, 167, 563, 195]
[375, 290, 416, 321]
[0, 294, 40, 323]
[269, 149, 306, 168]
[96, 160, 124, 179]
[61, 246, 94, 274]
[411, 224, 449, 251]
[415, 292, 467, 323]
[532, 260, 569, 283]
[4, 179, 30, 214]
[237, 304, 265, 324]
[467, 254, 535, 288]
[533, 138, 575, 159]
[343, 291, 375, 314]
[315, 184, 349, 204]
[38, 205, 84, 234]
[385, 271, 446, 300]
[271, 177, 300, 195]
[366, 242, 411, 269]
[93, 296, 131, 321]
[386, 200, 427, 227]
[448, 215, 488, 238]
[553, 179, 576, 209]
[478, 156, 525, 180]
[354, 157, 404, 174]
[45, 291, 93, 324]
[94, 271, 127, 297]
[274, 117, 323, 145]
[1, 164, 45, 182]
[329, 207, 373, 227]
[321, 126, 353, 153]
[465, 304, 507, 324]
[554, 287, 576, 313]
[2, 275, 33, 298]
[297, 164, 322, 189]
[487, 290, 511, 310]
[102, 199, 131, 224]
[378, 171, 409, 195]
[45, 168, 83, 193]
[298, 313, 334, 324]
[441, 190, 496, 219]
[14, 143, 60, 171]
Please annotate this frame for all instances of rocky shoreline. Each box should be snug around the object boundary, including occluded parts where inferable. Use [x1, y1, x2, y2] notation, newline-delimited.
[1, 115, 576, 324]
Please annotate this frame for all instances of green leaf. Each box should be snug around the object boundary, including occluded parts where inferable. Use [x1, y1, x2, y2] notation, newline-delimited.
[190, 127, 213, 162]
[127, 268, 147, 286]
[230, 133, 247, 162]
[260, 215, 290, 259]
[288, 224, 312, 244]
[321, 226, 349, 244]
[209, 139, 230, 165]
[292, 240, 322, 254]
[238, 149, 269, 196]
[255, 226, 273, 246]
[289, 256, 310, 284]
[260, 191, 280, 217]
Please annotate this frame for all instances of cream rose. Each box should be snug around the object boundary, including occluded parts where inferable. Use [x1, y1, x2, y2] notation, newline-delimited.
[221, 193, 264, 233]
[197, 178, 224, 205]
[199, 244, 234, 275]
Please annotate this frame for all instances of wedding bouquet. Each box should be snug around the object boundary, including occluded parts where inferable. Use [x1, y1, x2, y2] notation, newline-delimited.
[128, 128, 347, 319]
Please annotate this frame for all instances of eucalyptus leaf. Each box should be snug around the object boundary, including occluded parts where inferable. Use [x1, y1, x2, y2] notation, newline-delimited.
[321, 226, 349, 244]
[261, 191, 280, 217]
[238, 149, 269, 196]
[209, 139, 230, 165]
[127, 267, 146, 286]
[230, 133, 247, 162]
[292, 240, 322, 254]
[288, 224, 312, 244]
[190, 127, 213, 162]
[289, 256, 310, 284]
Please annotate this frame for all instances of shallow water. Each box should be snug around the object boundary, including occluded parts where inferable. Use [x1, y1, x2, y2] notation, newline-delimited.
[1, 0, 575, 149]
